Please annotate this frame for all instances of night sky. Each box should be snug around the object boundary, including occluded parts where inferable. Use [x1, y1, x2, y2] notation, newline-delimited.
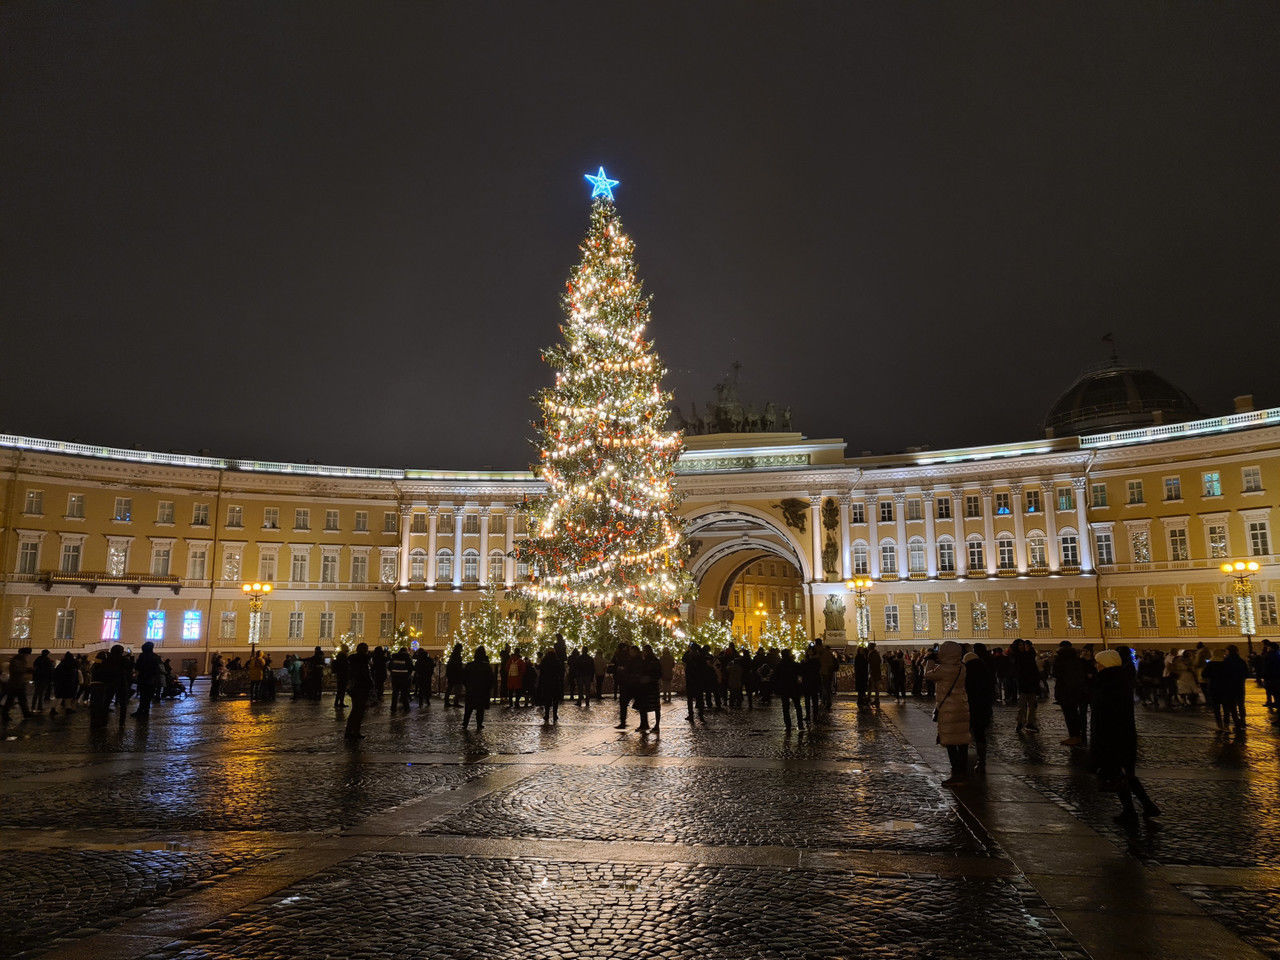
[3, 3, 1278, 469]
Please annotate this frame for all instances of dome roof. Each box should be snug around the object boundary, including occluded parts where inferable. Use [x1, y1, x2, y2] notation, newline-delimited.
[1044, 361, 1200, 436]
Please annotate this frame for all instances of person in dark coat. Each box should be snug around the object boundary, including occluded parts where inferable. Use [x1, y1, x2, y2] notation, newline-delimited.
[538, 643, 565, 725]
[444, 644, 465, 707]
[413, 648, 435, 707]
[682, 642, 706, 724]
[370, 646, 388, 702]
[773, 650, 804, 732]
[50, 652, 79, 717]
[634, 645, 662, 733]
[800, 647, 823, 724]
[332, 649, 350, 710]
[209, 653, 225, 701]
[1012, 639, 1041, 731]
[1090, 648, 1160, 824]
[1053, 641, 1087, 745]
[463, 647, 494, 731]
[133, 641, 162, 720]
[388, 648, 413, 713]
[30, 650, 54, 713]
[964, 644, 996, 770]
[1210, 644, 1249, 730]
[344, 643, 373, 742]
[614, 642, 637, 730]
[852, 646, 870, 708]
[88, 650, 116, 728]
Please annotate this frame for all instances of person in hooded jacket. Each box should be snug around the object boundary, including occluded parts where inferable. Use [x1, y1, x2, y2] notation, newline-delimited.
[964, 643, 996, 771]
[1090, 648, 1160, 824]
[924, 640, 970, 785]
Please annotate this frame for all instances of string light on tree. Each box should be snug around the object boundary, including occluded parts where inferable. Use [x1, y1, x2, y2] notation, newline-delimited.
[519, 168, 693, 635]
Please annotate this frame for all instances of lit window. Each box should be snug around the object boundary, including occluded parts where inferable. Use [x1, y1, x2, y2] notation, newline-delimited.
[1203, 472, 1221, 497]
[1002, 601, 1018, 630]
[24, 489, 43, 515]
[883, 605, 899, 632]
[1065, 600, 1082, 629]
[145, 610, 165, 641]
[971, 602, 988, 631]
[995, 493, 1011, 515]
[1129, 531, 1150, 564]
[1207, 524, 1228, 558]
[1176, 597, 1196, 628]
[114, 497, 132, 522]
[1104, 600, 1120, 630]
[941, 603, 958, 632]
[912, 603, 928, 632]
[1215, 596, 1237, 628]
[102, 610, 121, 641]
[380, 554, 396, 584]
[182, 610, 202, 640]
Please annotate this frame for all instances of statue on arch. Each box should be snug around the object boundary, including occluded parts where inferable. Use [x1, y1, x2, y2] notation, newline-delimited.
[823, 594, 846, 633]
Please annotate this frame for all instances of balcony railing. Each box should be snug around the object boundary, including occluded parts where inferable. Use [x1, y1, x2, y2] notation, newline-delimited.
[41, 571, 182, 595]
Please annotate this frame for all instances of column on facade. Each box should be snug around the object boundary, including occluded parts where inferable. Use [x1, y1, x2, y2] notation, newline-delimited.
[1041, 481, 1060, 572]
[397, 504, 412, 588]
[980, 486, 997, 574]
[894, 493, 908, 576]
[809, 496, 823, 582]
[954, 494, 967, 576]
[922, 490, 938, 577]
[1010, 483, 1027, 572]
[478, 506, 491, 586]
[1073, 478, 1093, 571]
[453, 506, 465, 587]
[504, 510, 516, 586]
[867, 495, 881, 578]
[838, 495, 852, 580]
[426, 506, 439, 587]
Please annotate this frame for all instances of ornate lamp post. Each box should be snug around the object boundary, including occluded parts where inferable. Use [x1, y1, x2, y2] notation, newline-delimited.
[1220, 560, 1260, 656]
[240, 581, 273, 656]
[846, 578, 873, 642]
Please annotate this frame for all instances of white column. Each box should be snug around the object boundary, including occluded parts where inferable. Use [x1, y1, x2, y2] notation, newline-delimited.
[954, 497, 968, 577]
[1010, 483, 1027, 573]
[838, 495, 852, 580]
[809, 496, 823, 583]
[426, 507, 439, 587]
[980, 486, 997, 574]
[397, 504, 412, 588]
[923, 490, 938, 577]
[867, 496, 881, 578]
[478, 506, 491, 586]
[504, 510, 516, 586]
[894, 493, 908, 575]
[453, 506, 465, 588]
[1073, 478, 1093, 572]
[1042, 481, 1060, 572]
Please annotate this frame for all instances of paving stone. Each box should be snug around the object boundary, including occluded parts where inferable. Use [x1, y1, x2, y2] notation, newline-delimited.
[1177, 885, 1280, 959]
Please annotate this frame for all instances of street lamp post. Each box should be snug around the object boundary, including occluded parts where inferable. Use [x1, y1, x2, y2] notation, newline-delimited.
[846, 578, 873, 643]
[240, 581, 273, 657]
[1220, 560, 1260, 656]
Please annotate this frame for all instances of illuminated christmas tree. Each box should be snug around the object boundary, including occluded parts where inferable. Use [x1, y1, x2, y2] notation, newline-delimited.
[520, 168, 693, 635]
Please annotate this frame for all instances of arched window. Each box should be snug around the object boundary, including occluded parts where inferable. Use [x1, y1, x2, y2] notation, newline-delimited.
[410, 548, 427, 582]
[937, 538, 956, 573]
[1026, 531, 1047, 568]
[996, 535, 1016, 570]
[488, 550, 505, 583]
[852, 542, 869, 576]
[907, 537, 926, 574]
[463, 548, 480, 582]
[436, 548, 453, 583]
[880, 541, 897, 575]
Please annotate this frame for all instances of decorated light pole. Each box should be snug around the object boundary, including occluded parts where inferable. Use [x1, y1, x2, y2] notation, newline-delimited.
[240, 581, 272, 656]
[1220, 560, 1260, 656]
[846, 578, 873, 642]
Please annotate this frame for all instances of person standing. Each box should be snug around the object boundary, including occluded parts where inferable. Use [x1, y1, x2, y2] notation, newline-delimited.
[288, 654, 304, 701]
[30, 650, 54, 714]
[413, 648, 435, 707]
[1213, 644, 1249, 730]
[538, 642, 565, 725]
[209, 653, 224, 701]
[1090, 648, 1161, 824]
[801, 647, 822, 725]
[924, 640, 970, 786]
[594, 648, 608, 701]
[50, 652, 80, 717]
[332, 648, 350, 710]
[1053, 641, 1087, 746]
[1013, 640, 1041, 732]
[964, 644, 996, 771]
[388, 648, 413, 713]
[2, 647, 33, 723]
[344, 643, 373, 742]
[853, 645, 869, 709]
[774, 649, 804, 732]
[660, 647, 675, 704]
[682, 641, 706, 724]
[463, 647, 493, 731]
[867, 642, 883, 708]
[635, 645, 662, 733]
[614, 642, 635, 730]
[370, 646, 388, 703]
[132, 641, 162, 720]
[444, 644, 465, 707]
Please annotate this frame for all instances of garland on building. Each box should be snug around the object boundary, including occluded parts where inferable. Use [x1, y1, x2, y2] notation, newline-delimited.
[519, 169, 693, 636]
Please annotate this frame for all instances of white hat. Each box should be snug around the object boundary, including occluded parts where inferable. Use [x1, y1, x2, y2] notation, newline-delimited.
[1095, 649, 1122, 670]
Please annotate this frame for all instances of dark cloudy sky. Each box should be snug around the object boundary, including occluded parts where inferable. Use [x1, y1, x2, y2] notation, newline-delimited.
[3, 3, 1277, 468]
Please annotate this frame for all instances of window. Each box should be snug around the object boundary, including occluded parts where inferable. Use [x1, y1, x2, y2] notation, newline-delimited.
[67, 494, 85, 519]
[263, 507, 280, 529]
[410, 549, 426, 581]
[24, 489, 43, 515]
[291, 551, 308, 582]
[289, 612, 305, 639]
[220, 612, 237, 639]
[1060, 535, 1079, 567]
[937, 541, 956, 573]
[380, 553, 397, 584]
[114, 497, 132, 521]
[351, 554, 368, 583]
[912, 603, 928, 632]
[1163, 477, 1182, 501]
[384, 511, 398, 534]
[853, 544, 869, 575]
[1065, 599, 1082, 629]
[850, 501, 865, 523]
[908, 539, 926, 574]
[461, 514, 477, 534]
[259, 611, 271, 639]
[438, 511, 454, 535]
[463, 549, 480, 582]
[188, 547, 207, 580]
[1002, 602, 1018, 630]
[354, 511, 369, 532]
[1126, 480, 1144, 505]
[964, 495, 981, 518]
[489, 552, 505, 583]
[997, 537, 1015, 570]
[152, 545, 172, 576]
[967, 540, 985, 571]
[1138, 597, 1157, 629]
[883, 605, 899, 632]
[1025, 489, 1041, 513]
[1129, 530, 1150, 564]
[18, 541, 39, 575]
[349, 612, 364, 636]
[1104, 600, 1120, 630]
[319, 612, 335, 639]
[257, 551, 276, 582]
[145, 610, 165, 641]
[906, 499, 923, 521]
[1203, 472, 1221, 497]
[1216, 596, 1237, 628]
[1248, 521, 1270, 556]
[436, 549, 453, 582]
[1090, 482, 1108, 508]
[971, 602, 988, 631]
[380, 613, 394, 638]
[1034, 601, 1050, 630]
[879, 543, 897, 575]
[1056, 487, 1074, 511]
[516, 559, 530, 581]
[994, 492, 1011, 515]
[879, 500, 894, 523]
[55, 608, 76, 641]
[325, 509, 340, 531]
[227, 505, 243, 528]
[192, 503, 209, 526]
[1094, 532, 1113, 566]
[1168, 527, 1189, 562]
[1243, 466, 1263, 493]
[412, 512, 427, 533]
[61, 541, 82, 573]
[435, 611, 451, 637]
[295, 508, 310, 531]
[321, 553, 338, 583]
[1176, 596, 1196, 628]
[936, 496, 952, 520]
[1208, 524, 1228, 559]
[941, 602, 958, 632]
[102, 610, 121, 641]
[1029, 536, 1048, 568]
[182, 610, 202, 641]
[1258, 594, 1278, 628]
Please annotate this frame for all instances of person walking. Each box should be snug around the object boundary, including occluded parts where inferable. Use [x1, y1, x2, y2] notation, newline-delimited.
[388, 648, 413, 713]
[1090, 648, 1161, 825]
[635, 645, 662, 733]
[924, 640, 970, 786]
[964, 644, 996, 771]
[1053, 641, 1088, 745]
[682, 641, 706, 724]
[801, 647, 822, 725]
[132, 641, 162, 720]
[30, 650, 54, 714]
[50, 652, 80, 717]
[2, 647, 33, 723]
[463, 647, 493, 731]
[1212, 644, 1249, 731]
[344, 643, 373, 742]
[853, 645, 869, 709]
[247, 650, 265, 702]
[506, 652, 526, 707]
[867, 642, 882, 708]
[209, 653, 224, 701]
[1012, 640, 1041, 732]
[538, 642, 565, 725]
[575, 649, 594, 706]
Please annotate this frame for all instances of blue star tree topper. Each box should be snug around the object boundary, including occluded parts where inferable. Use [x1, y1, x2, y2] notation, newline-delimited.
[584, 166, 619, 202]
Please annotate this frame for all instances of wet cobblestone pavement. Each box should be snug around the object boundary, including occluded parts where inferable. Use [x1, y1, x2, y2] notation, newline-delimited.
[2, 687, 1277, 959]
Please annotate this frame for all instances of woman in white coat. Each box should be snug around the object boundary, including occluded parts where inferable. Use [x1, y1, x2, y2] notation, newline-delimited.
[924, 640, 971, 785]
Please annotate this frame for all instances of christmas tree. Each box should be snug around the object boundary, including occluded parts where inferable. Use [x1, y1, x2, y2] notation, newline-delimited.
[520, 168, 693, 635]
